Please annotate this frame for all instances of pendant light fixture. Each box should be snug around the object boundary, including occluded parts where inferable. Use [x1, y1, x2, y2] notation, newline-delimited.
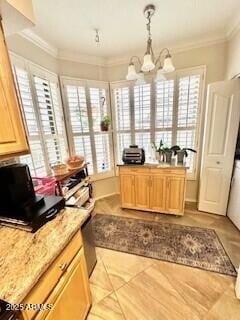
[126, 4, 175, 82]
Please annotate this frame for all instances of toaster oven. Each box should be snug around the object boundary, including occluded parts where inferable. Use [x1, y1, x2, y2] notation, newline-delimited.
[122, 145, 145, 164]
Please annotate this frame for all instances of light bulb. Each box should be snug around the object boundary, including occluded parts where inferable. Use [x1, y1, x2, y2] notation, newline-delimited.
[163, 55, 175, 73]
[126, 63, 138, 80]
[141, 54, 155, 72]
[155, 67, 167, 82]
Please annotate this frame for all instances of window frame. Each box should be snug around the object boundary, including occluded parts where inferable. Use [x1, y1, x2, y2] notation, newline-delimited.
[110, 66, 206, 180]
[10, 53, 69, 176]
[60, 76, 115, 181]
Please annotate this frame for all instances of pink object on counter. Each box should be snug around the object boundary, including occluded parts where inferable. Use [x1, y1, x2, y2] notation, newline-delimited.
[32, 177, 56, 196]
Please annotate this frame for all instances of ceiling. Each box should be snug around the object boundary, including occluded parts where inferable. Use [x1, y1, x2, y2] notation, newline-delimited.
[25, 0, 240, 60]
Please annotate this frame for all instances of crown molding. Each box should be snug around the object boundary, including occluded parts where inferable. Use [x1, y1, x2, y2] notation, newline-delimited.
[105, 36, 227, 67]
[18, 29, 230, 68]
[226, 16, 240, 40]
[58, 50, 108, 67]
[19, 29, 59, 57]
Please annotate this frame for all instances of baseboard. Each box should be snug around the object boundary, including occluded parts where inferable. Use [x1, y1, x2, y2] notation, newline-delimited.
[94, 192, 119, 201]
[185, 198, 197, 203]
[95, 193, 196, 203]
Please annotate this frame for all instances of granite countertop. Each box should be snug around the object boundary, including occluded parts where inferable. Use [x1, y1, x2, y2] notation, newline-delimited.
[0, 207, 90, 304]
[117, 162, 189, 169]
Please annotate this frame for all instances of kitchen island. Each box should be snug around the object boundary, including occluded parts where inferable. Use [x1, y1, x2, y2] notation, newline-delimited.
[118, 163, 188, 215]
[0, 207, 91, 319]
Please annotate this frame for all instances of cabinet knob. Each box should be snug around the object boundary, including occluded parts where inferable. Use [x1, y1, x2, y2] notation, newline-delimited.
[59, 262, 68, 272]
[216, 161, 221, 164]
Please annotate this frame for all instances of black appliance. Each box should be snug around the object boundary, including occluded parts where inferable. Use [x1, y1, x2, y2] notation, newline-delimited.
[122, 144, 145, 164]
[81, 214, 97, 276]
[0, 300, 19, 320]
[0, 164, 65, 232]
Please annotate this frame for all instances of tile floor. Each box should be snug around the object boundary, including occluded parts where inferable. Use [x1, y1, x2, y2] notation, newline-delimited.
[87, 195, 240, 320]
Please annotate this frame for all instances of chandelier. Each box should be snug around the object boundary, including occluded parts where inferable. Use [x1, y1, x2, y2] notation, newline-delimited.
[126, 4, 175, 83]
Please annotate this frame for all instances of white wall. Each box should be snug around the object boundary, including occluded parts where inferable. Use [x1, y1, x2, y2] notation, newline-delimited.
[6, 33, 58, 72]
[58, 59, 108, 81]
[6, 34, 109, 81]
[226, 29, 240, 79]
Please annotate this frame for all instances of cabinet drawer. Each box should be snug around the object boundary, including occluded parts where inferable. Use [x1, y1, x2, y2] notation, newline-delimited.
[34, 248, 90, 320]
[119, 167, 150, 174]
[150, 168, 186, 176]
[23, 232, 82, 319]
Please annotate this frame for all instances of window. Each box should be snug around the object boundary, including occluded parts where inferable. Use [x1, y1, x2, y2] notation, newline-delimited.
[113, 85, 131, 162]
[61, 77, 114, 178]
[111, 67, 204, 179]
[176, 74, 201, 173]
[12, 57, 68, 177]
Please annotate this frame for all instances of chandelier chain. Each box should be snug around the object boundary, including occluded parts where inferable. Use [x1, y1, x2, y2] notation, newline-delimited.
[146, 12, 152, 39]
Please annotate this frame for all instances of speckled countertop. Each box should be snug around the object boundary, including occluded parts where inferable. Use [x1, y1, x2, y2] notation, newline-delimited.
[117, 162, 189, 169]
[0, 207, 90, 304]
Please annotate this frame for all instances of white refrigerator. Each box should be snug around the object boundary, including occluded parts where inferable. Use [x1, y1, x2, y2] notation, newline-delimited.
[227, 160, 240, 230]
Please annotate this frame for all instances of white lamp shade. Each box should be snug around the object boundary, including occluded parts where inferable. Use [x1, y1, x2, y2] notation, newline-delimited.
[141, 54, 155, 72]
[163, 56, 175, 73]
[155, 68, 167, 82]
[126, 64, 138, 80]
[136, 72, 146, 85]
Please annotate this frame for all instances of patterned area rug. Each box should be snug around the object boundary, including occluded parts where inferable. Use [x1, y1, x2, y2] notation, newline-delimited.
[92, 214, 236, 277]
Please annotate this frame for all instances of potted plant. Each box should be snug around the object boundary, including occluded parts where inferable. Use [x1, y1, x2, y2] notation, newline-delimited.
[100, 115, 111, 131]
[152, 139, 164, 161]
[163, 147, 173, 163]
[171, 145, 197, 164]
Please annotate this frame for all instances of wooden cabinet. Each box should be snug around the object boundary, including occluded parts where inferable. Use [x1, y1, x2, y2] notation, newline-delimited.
[119, 166, 187, 216]
[149, 175, 166, 212]
[0, 21, 29, 160]
[120, 174, 135, 207]
[135, 175, 150, 209]
[21, 232, 91, 320]
[166, 176, 185, 214]
[43, 250, 91, 320]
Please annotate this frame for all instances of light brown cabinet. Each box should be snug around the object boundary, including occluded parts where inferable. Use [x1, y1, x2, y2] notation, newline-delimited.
[0, 20, 29, 160]
[166, 176, 186, 214]
[120, 174, 135, 207]
[119, 166, 187, 216]
[43, 250, 91, 320]
[149, 175, 166, 212]
[21, 232, 91, 320]
[135, 175, 150, 209]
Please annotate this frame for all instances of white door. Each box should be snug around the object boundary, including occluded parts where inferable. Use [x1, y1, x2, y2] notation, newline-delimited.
[198, 79, 240, 215]
[227, 161, 240, 230]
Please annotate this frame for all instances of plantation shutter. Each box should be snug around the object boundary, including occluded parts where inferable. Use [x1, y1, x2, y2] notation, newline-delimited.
[33, 76, 68, 167]
[134, 83, 151, 158]
[89, 85, 111, 173]
[13, 66, 47, 176]
[155, 80, 174, 147]
[113, 86, 131, 162]
[65, 84, 93, 174]
[111, 67, 204, 178]
[176, 74, 201, 172]
[62, 78, 113, 177]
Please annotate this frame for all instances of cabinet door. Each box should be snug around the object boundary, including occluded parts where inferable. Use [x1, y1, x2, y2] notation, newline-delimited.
[149, 175, 166, 212]
[120, 174, 135, 207]
[135, 175, 150, 209]
[44, 249, 91, 320]
[166, 176, 185, 214]
[0, 23, 29, 159]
